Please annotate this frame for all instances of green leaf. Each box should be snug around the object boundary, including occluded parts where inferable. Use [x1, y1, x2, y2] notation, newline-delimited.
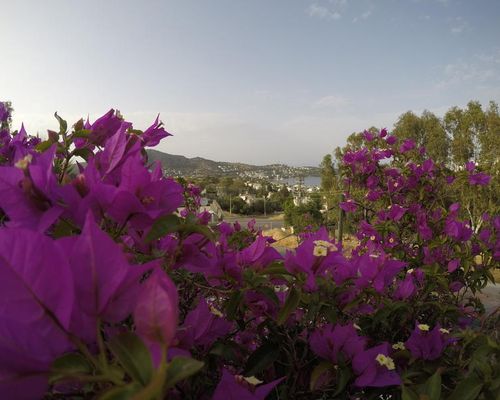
[486, 336, 500, 350]
[108, 332, 153, 386]
[401, 386, 419, 400]
[146, 214, 181, 242]
[97, 383, 142, 400]
[164, 356, 204, 390]
[49, 352, 93, 384]
[447, 376, 483, 400]
[73, 118, 84, 132]
[54, 112, 67, 135]
[210, 341, 241, 362]
[276, 287, 300, 326]
[490, 376, 500, 391]
[259, 262, 290, 276]
[244, 341, 280, 376]
[331, 366, 351, 397]
[255, 286, 280, 306]
[180, 222, 215, 241]
[72, 147, 94, 160]
[51, 219, 78, 238]
[131, 359, 168, 400]
[225, 290, 243, 320]
[424, 370, 441, 400]
[35, 140, 54, 153]
[309, 361, 333, 391]
[47, 129, 59, 142]
[72, 129, 91, 138]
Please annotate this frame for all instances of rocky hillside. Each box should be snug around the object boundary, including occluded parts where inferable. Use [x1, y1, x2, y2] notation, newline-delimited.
[146, 149, 320, 179]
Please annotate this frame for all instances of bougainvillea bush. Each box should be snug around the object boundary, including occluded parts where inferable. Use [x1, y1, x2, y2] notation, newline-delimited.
[0, 103, 499, 400]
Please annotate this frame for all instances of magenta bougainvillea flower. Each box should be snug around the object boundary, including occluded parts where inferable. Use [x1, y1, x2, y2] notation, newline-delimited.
[105, 155, 184, 229]
[365, 189, 383, 201]
[352, 343, 401, 387]
[238, 234, 282, 270]
[66, 213, 155, 340]
[387, 204, 406, 221]
[310, 323, 367, 364]
[449, 281, 464, 292]
[0, 145, 64, 232]
[399, 139, 415, 153]
[465, 161, 475, 172]
[405, 323, 452, 360]
[339, 197, 357, 213]
[285, 228, 348, 290]
[177, 297, 232, 349]
[366, 175, 379, 189]
[354, 253, 406, 293]
[393, 273, 417, 300]
[386, 135, 397, 145]
[363, 130, 375, 142]
[358, 220, 381, 242]
[0, 103, 498, 399]
[212, 369, 284, 400]
[444, 218, 472, 241]
[85, 109, 124, 146]
[0, 229, 75, 399]
[447, 259, 460, 273]
[141, 114, 172, 147]
[244, 290, 279, 319]
[134, 268, 179, 346]
[469, 172, 491, 186]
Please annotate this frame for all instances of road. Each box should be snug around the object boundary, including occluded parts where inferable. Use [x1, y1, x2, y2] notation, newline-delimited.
[478, 284, 500, 315]
[222, 214, 285, 230]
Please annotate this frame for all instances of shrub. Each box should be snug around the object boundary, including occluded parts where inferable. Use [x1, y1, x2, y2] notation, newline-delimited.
[0, 106, 498, 399]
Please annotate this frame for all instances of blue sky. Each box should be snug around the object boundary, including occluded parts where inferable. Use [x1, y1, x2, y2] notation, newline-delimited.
[1, 0, 499, 165]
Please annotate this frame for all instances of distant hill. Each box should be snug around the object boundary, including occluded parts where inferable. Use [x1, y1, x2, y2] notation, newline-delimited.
[146, 149, 320, 179]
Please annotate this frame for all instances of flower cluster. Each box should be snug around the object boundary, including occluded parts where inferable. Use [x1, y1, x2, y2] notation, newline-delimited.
[0, 104, 498, 399]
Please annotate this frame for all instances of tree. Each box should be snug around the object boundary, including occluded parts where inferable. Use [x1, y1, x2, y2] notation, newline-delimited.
[320, 154, 335, 193]
[284, 197, 322, 232]
[444, 106, 473, 167]
[421, 110, 449, 165]
[480, 101, 500, 168]
[333, 127, 380, 170]
[0, 101, 12, 131]
[269, 185, 291, 211]
[320, 154, 337, 226]
[464, 101, 487, 162]
[393, 111, 424, 148]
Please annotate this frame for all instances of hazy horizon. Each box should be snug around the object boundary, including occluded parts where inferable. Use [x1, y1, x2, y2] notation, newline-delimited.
[2, 0, 500, 166]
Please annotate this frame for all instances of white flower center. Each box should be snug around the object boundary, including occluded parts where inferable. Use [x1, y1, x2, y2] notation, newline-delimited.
[14, 154, 33, 170]
[313, 240, 337, 257]
[375, 354, 395, 370]
[392, 342, 405, 350]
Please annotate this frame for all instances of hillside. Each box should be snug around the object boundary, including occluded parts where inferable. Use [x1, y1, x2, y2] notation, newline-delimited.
[146, 149, 320, 179]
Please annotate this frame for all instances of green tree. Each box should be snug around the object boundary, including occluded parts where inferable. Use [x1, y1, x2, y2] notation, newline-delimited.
[479, 101, 500, 219]
[320, 154, 337, 226]
[284, 197, 322, 232]
[320, 154, 335, 192]
[421, 110, 449, 165]
[444, 106, 473, 167]
[0, 101, 13, 131]
[333, 127, 379, 168]
[480, 101, 500, 168]
[463, 101, 487, 162]
[269, 185, 291, 211]
[393, 111, 424, 148]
